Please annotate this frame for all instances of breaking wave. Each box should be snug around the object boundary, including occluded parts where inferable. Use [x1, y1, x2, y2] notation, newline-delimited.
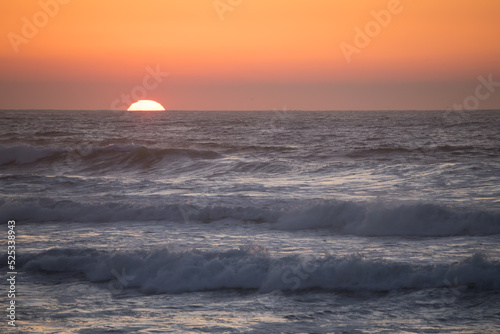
[275, 201, 500, 236]
[19, 247, 500, 293]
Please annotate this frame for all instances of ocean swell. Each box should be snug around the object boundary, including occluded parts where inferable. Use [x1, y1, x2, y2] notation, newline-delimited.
[275, 201, 500, 236]
[1, 199, 499, 237]
[20, 247, 500, 294]
[0, 144, 222, 167]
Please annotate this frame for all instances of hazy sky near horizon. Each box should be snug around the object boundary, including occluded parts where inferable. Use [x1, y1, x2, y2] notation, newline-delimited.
[1, 0, 499, 110]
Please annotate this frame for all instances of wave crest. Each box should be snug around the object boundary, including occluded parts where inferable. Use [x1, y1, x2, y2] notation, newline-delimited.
[276, 201, 500, 236]
[21, 248, 500, 293]
[1, 199, 499, 237]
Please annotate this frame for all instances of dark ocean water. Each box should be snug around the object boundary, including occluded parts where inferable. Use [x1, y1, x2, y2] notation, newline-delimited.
[1, 109, 499, 333]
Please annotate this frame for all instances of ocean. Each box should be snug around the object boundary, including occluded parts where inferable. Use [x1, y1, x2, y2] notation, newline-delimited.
[1, 109, 499, 333]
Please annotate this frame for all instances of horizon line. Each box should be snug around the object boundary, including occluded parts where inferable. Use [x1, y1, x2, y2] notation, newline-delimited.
[1, 108, 499, 112]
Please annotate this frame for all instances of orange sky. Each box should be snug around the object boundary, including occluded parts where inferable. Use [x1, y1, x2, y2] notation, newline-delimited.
[1, 0, 499, 110]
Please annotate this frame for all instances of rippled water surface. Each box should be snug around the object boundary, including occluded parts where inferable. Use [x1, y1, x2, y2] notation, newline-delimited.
[1, 109, 499, 333]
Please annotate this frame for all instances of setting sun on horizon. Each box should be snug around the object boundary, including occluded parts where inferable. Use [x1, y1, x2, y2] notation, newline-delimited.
[127, 100, 165, 111]
[1, 1, 499, 110]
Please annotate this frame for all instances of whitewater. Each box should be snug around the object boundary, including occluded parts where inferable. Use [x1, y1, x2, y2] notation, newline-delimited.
[1, 109, 499, 333]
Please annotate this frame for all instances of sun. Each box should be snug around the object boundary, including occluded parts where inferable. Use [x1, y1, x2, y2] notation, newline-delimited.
[127, 100, 165, 111]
